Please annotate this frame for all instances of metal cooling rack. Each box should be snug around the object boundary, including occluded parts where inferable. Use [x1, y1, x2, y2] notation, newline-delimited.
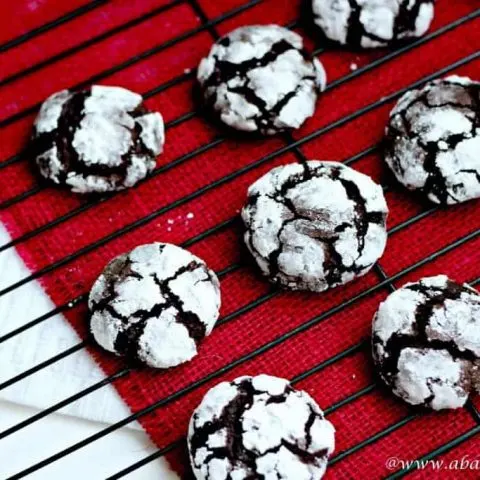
[0, 0, 479, 478]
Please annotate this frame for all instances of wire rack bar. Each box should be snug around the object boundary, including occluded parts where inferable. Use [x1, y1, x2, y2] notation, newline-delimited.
[0, 0, 184, 88]
[5, 237, 478, 479]
[331, 415, 418, 465]
[0, 368, 130, 440]
[0, 0, 108, 53]
[466, 401, 480, 424]
[1, 9, 477, 213]
[0, 0, 263, 130]
[105, 439, 184, 480]
[0, 52, 477, 301]
[0, 294, 88, 344]
[0, 342, 87, 391]
[0, 335, 365, 441]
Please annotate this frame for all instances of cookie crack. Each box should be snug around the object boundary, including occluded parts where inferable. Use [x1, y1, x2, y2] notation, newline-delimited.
[110, 258, 207, 361]
[420, 130, 474, 203]
[394, 0, 432, 39]
[345, 0, 392, 46]
[89, 256, 143, 315]
[202, 34, 320, 135]
[189, 379, 261, 477]
[263, 168, 323, 280]
[456, 169, 480, 183]
[152, 264, 207, 344]
[376, 280, 478, 389]
[228, 69, 316, 133]
[204, 40, 296, 89]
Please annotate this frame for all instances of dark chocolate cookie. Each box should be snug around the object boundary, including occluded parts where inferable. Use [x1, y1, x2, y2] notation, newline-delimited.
[197, 25, 326, 135]
[372, 275, 480, 410]
[89, 243, 221, 368]
[188, 374, 335, 480]
[241, 161, 388, 292]
[32, 85, 165, 193]
[311, 0, 435, 48]
[385, 76, 480, 205]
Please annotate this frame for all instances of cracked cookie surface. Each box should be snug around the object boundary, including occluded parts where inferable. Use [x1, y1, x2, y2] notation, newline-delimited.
[32, 85, 165, 193]
[311, 0, 434, 48]
[241, 161, 388, 292]
[372, 275, 480, 410]
[188, 374, 335, 480]
[197, 25, 326, 135]
[385, 76, 480, 205]
[89, 243, 221, 369]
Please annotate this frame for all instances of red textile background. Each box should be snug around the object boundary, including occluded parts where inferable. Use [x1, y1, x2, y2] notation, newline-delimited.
[1, 0, 479, 478]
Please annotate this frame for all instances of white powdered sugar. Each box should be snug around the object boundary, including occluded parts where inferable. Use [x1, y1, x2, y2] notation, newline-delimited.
[72, 86, 143, 167]
[188, 375, 335, 480]
[385, 76, 480, 205]
[89, 243, 221, 369]
[32, 85, 165, 193]
[197, 25, 326, 135]
[372, 275, 480, 410]
[34, 89, 73, 133]
[137, 112, 165, 154]
[395, 348, 469, 410]
[242, 161, 388, 292]
[312, 0, 434, 48]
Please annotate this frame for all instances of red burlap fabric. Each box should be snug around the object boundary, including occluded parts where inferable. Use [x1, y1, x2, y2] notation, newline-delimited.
[1, 0, 479, 478]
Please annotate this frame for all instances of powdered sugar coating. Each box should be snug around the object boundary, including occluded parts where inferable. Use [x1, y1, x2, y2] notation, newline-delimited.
[312, 0, 434, 48]
[89, 243, 220, 369]
[385, 76, 480, 204]
[241, 161, 388, 292]
[32, 85, 165, 193]
[197, 25, 326, 135]
[372, 275, 480, 410]
[188, 375, 335, 480]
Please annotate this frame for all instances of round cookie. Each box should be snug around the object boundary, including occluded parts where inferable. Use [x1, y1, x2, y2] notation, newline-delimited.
[197, 25, 326, 135]
[188, 374, 335, 480]
[385, 76, 480, 205]
[311, 0, 435, 49]
[89, 243, 220, 369]
[241, 161, 388, 292]
[32, 85, 165, 193]
[372, 275, 480, 410]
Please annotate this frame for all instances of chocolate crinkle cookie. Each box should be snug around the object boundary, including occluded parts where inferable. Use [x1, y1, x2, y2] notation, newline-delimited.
[311, 0, 434, 48]
[188, 374, 335, 480]
[372, 275, 480, 410]
[385, 76, 480, 205]
[241, 161, 388, 292]
[32, 85, 165, 193]
[197, 25, 326, 135]
[89, 243, 221, 369]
